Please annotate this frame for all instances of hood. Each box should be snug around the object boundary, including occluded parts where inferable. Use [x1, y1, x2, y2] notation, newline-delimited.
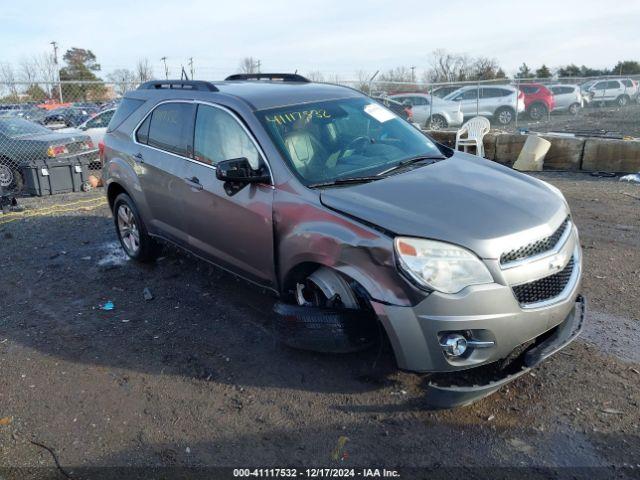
[319, 155, 568, 259]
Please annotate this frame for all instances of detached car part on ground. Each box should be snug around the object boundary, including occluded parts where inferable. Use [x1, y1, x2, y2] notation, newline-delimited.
[102, 75, 585, 408]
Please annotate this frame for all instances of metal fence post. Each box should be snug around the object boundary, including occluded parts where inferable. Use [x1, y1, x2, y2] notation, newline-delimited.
[476, 80, 480, 116]
[514, 77, 520, 130]
[428, 83, 433, 130]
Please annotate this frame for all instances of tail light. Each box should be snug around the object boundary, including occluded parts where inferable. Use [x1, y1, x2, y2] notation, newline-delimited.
[98, 141, 105, 164]
[47, 145, 69, 157]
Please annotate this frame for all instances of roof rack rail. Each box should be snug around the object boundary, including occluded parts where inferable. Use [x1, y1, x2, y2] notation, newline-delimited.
[224, 73, 310, 83]
[137, 80, 219, 92]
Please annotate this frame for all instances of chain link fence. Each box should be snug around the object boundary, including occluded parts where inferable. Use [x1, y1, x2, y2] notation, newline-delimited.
[1, 74, 639, 201]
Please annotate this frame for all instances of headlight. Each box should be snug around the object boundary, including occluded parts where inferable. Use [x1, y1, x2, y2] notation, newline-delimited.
[394, 237, 493, 294]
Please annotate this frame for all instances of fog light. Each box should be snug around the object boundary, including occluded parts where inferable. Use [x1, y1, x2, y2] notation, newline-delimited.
[440, 334, 468, 357]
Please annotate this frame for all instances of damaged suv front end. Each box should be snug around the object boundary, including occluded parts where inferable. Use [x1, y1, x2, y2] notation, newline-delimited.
[260, 96, 585, 408]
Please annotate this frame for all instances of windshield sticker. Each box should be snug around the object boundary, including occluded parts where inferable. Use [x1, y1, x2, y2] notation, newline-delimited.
[364, 103, 396, 123]
[265, 109, 331, 125]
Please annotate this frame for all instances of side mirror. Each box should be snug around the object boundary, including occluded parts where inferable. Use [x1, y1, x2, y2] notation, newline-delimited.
[216, 157, 270, 184]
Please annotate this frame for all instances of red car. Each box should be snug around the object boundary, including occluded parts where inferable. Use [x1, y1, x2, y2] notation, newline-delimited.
[519, 83, 555, 120]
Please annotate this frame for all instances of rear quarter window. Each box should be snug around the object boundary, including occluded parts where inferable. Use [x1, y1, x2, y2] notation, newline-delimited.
[106, 98, 145, 132]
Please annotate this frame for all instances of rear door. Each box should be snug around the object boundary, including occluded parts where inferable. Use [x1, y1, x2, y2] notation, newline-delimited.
[181, 102, 276, 287]
[134, 101, 196, 244]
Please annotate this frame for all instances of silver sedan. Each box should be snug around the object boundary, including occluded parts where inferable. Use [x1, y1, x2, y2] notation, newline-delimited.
[389, 93, 464, 129]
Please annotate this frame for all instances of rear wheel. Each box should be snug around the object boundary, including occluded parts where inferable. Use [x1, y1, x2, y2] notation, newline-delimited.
[616, 95, 630, 107]
[113, 193, 161, 262]
[427, 114, 448, 130]
[0, 158, 23, 194]
[568, 103, 580, 115]
[494, 107, 515, 125]
[527, 103, 548, 121]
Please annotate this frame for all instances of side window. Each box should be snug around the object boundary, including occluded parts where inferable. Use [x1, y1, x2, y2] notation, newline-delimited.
[621, 79, 632, 87]
[193, 104, 260, 167]
[460, 89, 479, 100]
[86, 110, 114, 128]
[411, 96, 427, 106]
[107, 98, 144, 132]
[593, 81, 607, 90]
[147, 103, 195, 157]
[136, 114, 151, 144]
[608, 80, 621, 89]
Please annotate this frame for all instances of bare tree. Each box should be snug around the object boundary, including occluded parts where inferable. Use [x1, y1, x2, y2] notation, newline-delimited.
[19, 57, 38, 84]
[0, 63, 19, 99]
[354, 70, 371, 93]
[107, 68, 137, 95]
[239, 57, 260, 74]
[306, 70, 325, 82]
[33, 52, 58, 96]
[426, 49, 505, 83]
[136, 58, 154, 82]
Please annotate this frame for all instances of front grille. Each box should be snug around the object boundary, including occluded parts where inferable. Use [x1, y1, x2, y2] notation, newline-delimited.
[512, 257, 574, 306]
[500, 217, 570, 266]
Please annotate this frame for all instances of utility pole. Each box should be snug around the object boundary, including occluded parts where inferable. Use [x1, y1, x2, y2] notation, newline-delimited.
[188, 57, 194, 79]
[410, 65, 416, 83]
[50, 41, 63, 103]
[256, 59, 261, 73]
[161, 57, 169, 79]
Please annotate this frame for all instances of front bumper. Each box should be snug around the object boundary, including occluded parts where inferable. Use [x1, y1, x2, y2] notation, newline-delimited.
[424, 295, 585, 408]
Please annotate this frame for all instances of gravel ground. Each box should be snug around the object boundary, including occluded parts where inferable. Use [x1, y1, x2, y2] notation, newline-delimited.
[0, 172, 638, 478]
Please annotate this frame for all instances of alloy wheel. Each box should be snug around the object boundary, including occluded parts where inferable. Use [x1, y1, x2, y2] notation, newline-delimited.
[117, 204, 140, 256]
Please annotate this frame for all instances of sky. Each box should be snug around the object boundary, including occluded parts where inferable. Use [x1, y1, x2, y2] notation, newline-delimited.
[1, 0, 639, 81]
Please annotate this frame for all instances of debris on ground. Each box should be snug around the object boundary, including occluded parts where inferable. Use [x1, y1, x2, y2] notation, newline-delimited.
[620, 173, 640, 183]
[100, 300, 115, 311]
[0, 416, 13, 426]
[143, 287, 154, 301]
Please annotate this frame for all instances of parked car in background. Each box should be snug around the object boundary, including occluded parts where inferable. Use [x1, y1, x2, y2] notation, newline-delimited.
[58, 108, 116, 146]
[431, 85, 461, 99]
[372, 96, 413, 122]
[443, 85, 525, 125]
[587, 79, 637, 106]
[389, 92, 463, 129]
[0, 117, 95, 193]
[548, 85, 583, 115]
[518, 83, 555, 120]
[42, 106, 98, 129]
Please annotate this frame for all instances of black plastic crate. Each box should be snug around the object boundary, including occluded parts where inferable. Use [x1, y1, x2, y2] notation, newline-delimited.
[20, 155, 94, 196]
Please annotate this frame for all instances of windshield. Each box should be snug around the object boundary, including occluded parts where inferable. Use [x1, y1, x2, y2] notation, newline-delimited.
[0, 117, 51, 138]
[256, 97, 444, 185]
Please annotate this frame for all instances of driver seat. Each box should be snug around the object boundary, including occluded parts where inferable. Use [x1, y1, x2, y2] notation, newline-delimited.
[283, 130, 329, 170]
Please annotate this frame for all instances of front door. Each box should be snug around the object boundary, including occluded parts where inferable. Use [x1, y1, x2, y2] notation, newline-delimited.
[181, 103, 276, 288]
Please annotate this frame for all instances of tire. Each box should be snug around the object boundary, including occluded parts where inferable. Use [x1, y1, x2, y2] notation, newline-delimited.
[0, 157, 24, 194]
[427, 114, 448, 130]
[616, 95, 629, 107]
[494, 107, 515, 125]
[568, 103, 580, 115]
[527, 103, 548, 121]
[112, 193, 161, 262]
[273, 302, 376, 353]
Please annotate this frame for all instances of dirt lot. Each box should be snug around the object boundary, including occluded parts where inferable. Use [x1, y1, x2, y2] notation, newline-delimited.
[512, 103, 640, 138]
[0, 173, 639, 478]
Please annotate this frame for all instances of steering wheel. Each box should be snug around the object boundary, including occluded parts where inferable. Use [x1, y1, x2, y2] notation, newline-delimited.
[335, 136, 371, 164]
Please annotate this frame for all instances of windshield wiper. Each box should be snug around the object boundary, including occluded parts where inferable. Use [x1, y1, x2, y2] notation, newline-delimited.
[376, 154, 445, 176]
[308, 176, 382, 189]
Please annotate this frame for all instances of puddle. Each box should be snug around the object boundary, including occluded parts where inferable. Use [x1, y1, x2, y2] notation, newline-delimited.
[97, 241, 129, 268]
[581, 310, 640, 363]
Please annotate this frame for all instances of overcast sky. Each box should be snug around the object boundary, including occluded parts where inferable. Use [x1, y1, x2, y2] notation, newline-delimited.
[1, 0, 639, 80]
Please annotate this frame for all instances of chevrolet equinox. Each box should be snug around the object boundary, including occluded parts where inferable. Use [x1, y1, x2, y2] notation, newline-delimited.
[103, 74, 585, 407]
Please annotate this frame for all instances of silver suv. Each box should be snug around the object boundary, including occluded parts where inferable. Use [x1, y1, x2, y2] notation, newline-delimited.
[443, 85, 526, 125]
[103, 75, 584, 407]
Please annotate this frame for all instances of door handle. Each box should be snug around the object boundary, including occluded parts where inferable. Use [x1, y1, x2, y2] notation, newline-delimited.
[184, 176, 203, 191]
[133, 152, 144, 162]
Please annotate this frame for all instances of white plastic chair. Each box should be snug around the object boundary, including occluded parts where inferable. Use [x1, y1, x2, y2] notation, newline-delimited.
[455, 116, 490, 157]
